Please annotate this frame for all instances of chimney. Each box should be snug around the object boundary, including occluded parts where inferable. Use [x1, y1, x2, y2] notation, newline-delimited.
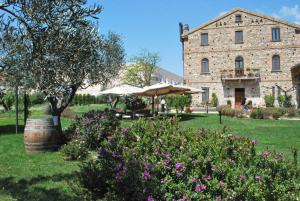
[179, 22, 183, 35]
[184, 24, 189, 32]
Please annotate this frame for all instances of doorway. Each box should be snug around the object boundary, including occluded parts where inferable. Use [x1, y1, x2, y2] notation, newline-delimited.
[235, 88, 245, 108]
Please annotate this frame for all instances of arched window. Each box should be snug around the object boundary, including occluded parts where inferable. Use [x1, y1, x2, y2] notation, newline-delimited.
[235, 56, 244, 70]
[201, 58, 209, 73]
[272, 55, 280, 71]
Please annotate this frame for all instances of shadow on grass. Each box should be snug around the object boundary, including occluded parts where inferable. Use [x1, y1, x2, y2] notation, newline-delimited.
[0, 172, 77, 201]
[0, 125, 24, 135]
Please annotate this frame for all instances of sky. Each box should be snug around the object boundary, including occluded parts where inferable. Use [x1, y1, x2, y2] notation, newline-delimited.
[91, 1, 300, 76]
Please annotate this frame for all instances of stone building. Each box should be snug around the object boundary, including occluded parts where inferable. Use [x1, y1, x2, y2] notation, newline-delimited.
[180, 8, 300, 108]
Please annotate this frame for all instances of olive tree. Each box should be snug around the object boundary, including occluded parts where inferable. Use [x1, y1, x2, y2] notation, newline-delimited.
[122, 50, 160, 87]
[0, 0, 124, 132]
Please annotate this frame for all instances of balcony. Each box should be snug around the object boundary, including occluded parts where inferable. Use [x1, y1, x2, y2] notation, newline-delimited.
[221, 68, 260, 82]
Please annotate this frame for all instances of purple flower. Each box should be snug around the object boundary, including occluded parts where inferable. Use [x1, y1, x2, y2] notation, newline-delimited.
[220, 181, 225, 188]
[255, 175, 262, 181]
[147, 196, 155, 201]
[216, 195, 222, 201]
[121, 128, 129, 134]
[175, 162, 185, 171]
[240, 175, 246, 181]
[179, 195, 187, 201]
[144, 163, 152, 171]
[143, 171, 151, 180]
[195, 184, 207, 192]
[251, 140, 257, 145]
[162, 159, 169, 167]
[206, 175, 212, 180]
[176, 171, 183, 177]
[262, 150, 269, 158]
[202, 174, 212, 181]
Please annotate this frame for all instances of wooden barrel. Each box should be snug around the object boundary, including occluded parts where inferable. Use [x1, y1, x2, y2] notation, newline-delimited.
[24, 118, 60, 153]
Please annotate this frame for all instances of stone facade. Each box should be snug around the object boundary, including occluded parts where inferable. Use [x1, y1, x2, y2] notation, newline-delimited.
[180, 8, 300, 108]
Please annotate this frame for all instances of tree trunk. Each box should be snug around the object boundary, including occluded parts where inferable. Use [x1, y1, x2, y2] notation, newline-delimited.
[23, 93, 29, 125]
[47, 85, 78, 138]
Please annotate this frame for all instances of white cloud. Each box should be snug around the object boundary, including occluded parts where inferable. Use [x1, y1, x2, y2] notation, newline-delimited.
[271, 13, 281, 19]
[275, 5, 300, 24]
[218, 11, 227, 17]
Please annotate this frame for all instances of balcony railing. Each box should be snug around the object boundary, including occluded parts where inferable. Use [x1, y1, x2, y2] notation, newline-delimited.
[221, 68, 260, 81]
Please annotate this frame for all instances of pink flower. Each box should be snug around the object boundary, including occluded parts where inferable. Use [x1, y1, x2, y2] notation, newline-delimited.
[175, 162, 185, 171]
[195, 184, 207, 192]
[216, 195, 222, 201]
[251, 140, 257, 145]
[220, 181, 225, 188]
[255, 175, 262, 181]
[240, 175, 246, 181]
[147, 196, 155, 201]
[162, 159, 169, 166]
[143, 171, 151, 180]
[262, 150, 269, 158]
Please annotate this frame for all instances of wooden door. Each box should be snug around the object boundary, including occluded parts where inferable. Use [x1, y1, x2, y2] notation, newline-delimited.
[235, 88, 245, 108]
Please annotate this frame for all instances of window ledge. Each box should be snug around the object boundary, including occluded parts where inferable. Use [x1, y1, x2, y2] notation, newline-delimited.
[201, 44, 209, 46]
[201, 73, 211, 75]
[271, 40, 281, 42]
[235, 20, 243, 23]
[271, 70, 282, 73]
[235, 42, 244, 44]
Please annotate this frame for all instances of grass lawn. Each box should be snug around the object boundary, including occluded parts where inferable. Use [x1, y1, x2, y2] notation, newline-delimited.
[0, 105, 299, 200]
[179, 114, 300, 160]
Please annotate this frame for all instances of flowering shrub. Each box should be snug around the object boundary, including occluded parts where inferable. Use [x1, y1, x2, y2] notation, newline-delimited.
[61, 139, 88, 160]
[77, 118, 299, 200]
[65, 109, 120, 150]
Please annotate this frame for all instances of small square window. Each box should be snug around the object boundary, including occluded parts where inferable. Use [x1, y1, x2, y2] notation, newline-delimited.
[235, 14, 242, 22]
[235, 31, 243, 44]
[272, 28, 280, 41]
[201, 33, 208, 46]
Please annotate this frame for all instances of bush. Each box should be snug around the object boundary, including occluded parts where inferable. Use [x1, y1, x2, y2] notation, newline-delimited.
[124, 96, 146, 111]
[66, 110, 120, 150]
[77, 118, 300, 200]
[283, 95, 293, 108]
[252, 108, 286, 119]
[3, 92, 15, 110]
[166, 94, 192, 114]
[218, 105, 243, 118]
[278, 95, 285, 107]
[44, 104, 52, 115]
[211, 92, 219, 107]
[72, 94, 105, 105]
[61, 107, 77, 119]
[271, 108, 284, 120]
[61, 139, 88, 161]
[29, 92, 45, 106]
[264, 95, 274, 107]
[226, 100, 232, 107]
[250, 108, 264, 119]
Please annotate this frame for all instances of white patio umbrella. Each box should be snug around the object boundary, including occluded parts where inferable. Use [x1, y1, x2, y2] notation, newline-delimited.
[172, 85, 204, 94]
[134, 83, 190, 97]
[134, 83, 198, 114]
[99, 84, 143, 96]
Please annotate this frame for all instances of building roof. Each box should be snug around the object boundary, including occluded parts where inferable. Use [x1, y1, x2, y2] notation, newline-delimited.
[153, 67, 183, 83]
[182, 8, 300, 37]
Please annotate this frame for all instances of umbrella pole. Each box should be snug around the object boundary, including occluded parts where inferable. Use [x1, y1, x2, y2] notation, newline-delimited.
[151, 96, 155, 116]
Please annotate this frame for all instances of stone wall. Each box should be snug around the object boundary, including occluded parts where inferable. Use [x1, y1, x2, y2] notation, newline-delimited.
[182, 9, 300, 107]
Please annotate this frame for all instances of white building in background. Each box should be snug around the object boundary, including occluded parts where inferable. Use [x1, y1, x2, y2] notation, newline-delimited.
[77, 66, 183, 96]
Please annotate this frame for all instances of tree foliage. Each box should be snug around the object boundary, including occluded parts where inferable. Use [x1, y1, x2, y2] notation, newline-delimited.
[0, 0, 124, 131]
[122, 50, 160, 87]
[166, 94, 192, 114]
